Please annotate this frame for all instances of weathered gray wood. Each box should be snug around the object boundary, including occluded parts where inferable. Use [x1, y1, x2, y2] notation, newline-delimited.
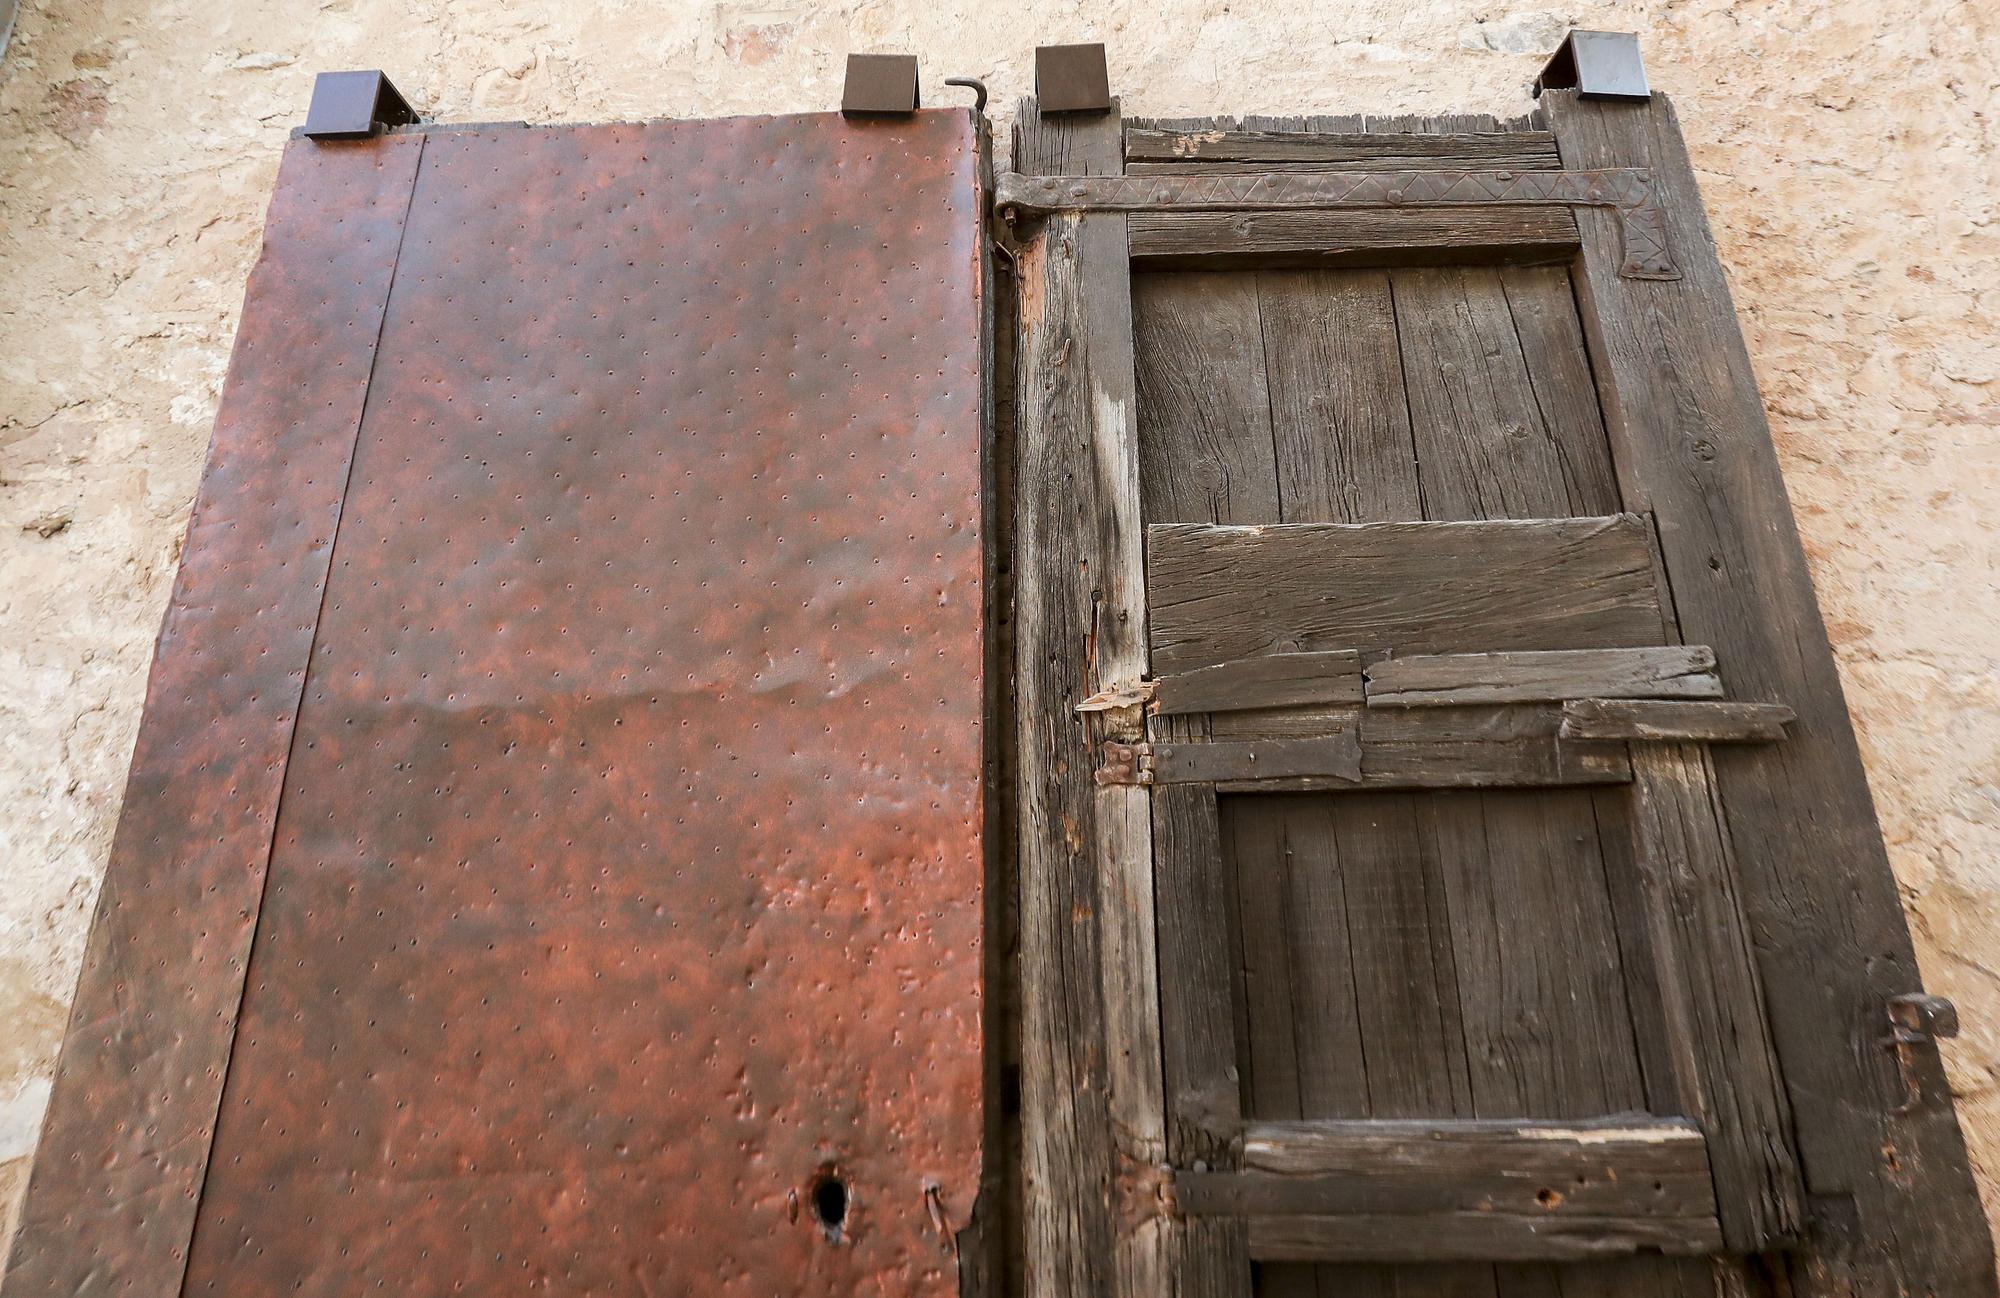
[1130, 271, 1280, 526]
[1259, 269, 1422, 524]
[1547, 88, 1994, 1294]
[1626, 743, 1806, 1251]
[1152, 650, 1364, 715]
[1147, 515, 1663, 674]
[1012, 94, 1169, 1298]
[1123, 127, 1562, 169]
[1116, 734, 1362, 786]
[1128, 208, 1580, 269]
[1154, 785, 1248, 1291]
[1391, 265, 1624, 519]
[1364, 646, 1722, 707]
[1173, 1118, 1718, 1225]
[1248, 1211, 1723, 1263]
[1561, 699, 1794, 743]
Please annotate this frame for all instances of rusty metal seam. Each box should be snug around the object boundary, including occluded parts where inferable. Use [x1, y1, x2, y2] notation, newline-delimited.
[170, 131, 430, 1298]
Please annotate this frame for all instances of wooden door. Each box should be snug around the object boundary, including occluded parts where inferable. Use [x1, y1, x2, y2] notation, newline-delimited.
[1008, 86, 1995, 1298]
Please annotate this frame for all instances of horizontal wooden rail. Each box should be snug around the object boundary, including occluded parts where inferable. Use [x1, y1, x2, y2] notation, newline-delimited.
[1366, 645, 1721, 707]
[1151, 650, 1363, 715]
[995, 167, 1675, 277]
[1561, 697, 1794, 742]
[1175, 1117, 1723, 1263]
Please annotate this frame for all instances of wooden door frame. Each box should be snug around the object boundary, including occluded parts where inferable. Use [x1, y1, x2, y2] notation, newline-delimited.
[1007, 85, 1996, 1298]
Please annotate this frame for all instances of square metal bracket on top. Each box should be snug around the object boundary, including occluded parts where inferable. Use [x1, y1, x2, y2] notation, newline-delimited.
[303, 70, 419, 139]
[842, 53, 920, 116]
[1534, 30, 1651, 102]
[1035, 43, 1112, 114]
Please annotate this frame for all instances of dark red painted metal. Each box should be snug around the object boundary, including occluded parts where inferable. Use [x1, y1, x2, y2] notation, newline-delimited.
[3, 134, 424, 1298]
[11, 110, 987, 1297]
[184, 111, 988, 1296]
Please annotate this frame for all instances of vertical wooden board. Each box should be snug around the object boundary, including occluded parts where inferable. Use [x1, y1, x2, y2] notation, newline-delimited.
[1625, 744, 1804, 1251]
[1545, 89, 1994, 1294]
[1428, 789, 1649, 1119]
[1, 134, 425, 1298]
[1278, 801, 1371, 1121]
[1497, 265, 1624, 514]
[1390, 266, 1619, 520]
[1132, 272, 1282, 525]
[1259, 269, 1422, 524]
[1013, 95, 1170, 1298]
[1335, 795, 1476, 1120]
[1224, 803, 1306, 1123]
[1157, 786, 1250, 1293]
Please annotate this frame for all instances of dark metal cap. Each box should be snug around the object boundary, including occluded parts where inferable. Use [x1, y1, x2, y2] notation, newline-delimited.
[1534, 30, 1650, 101]
[841, 53, 919, 115]
[303, 70, 418, 139]
[1035, 42, 1111, 114]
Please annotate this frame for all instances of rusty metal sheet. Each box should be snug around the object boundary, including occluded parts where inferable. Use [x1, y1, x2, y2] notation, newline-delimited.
[3, 135, 424, 1298]
[168, 111, 986, 1296]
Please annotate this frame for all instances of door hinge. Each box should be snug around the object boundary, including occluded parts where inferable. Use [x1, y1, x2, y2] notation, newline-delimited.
[1098, 740, 1155, 786]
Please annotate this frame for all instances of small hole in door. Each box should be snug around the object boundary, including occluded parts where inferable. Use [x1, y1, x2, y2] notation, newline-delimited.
[810, 1170, 849, 1237]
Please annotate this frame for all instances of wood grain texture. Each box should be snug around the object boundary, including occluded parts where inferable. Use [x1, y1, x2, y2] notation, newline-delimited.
[1011, 95, 1169, 1298]
[1546, 88, 1995, 1296]
[1154, 785, 1249, 1292]
[1391, 265, 1624, 519]
[1123, 128, 1562, 169]
[1258, 269, 1421, 524]
[1128, 208, 1580, 270]
[1175, 1118, 1719, 1230]
[1153, 650, 1364, 716]
[1147, 515, 1663, 674]
[1561, 699, 1794, 743]
[1625, 743, 1805, 1251]
[1364, 646, 1722, 707]
[1131, 734, 1363, 785]
[1130, 272, 1280, 526]
[1248, 1211, 1723, 1263]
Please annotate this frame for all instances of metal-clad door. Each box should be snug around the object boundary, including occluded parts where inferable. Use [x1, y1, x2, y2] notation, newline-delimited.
[8, 109, 990, 1298]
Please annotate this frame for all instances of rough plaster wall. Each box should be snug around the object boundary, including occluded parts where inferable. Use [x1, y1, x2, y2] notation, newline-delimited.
[1, 0, 1996, 1261]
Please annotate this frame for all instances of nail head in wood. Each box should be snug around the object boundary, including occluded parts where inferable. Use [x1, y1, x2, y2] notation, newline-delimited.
[302, 70, 418, 140]
[1035, 42, 1112, 114]
[841, 53, 919, 116]
[1534, 30, 1651, 102]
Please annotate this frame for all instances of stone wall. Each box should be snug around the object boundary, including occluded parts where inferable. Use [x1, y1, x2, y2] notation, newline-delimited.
[2, 0, 1995, 1261]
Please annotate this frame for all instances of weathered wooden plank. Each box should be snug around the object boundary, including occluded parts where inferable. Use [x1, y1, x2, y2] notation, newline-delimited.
[1561, 699, 1794, 743]
[1626, 743, 1805, 1251]
[1391, 265, 1623, 519]
[1147, 515, 1663, 673]
[1241, 1116, 1705, 1170]
[1123, 127, 1562, 169]
[1259, 269, 1422, 524]
[1131, 272, 1280, 526]
[1012, 94, 1170, 1298]
[1154, 785, 1248, 1292]
[1248, 1211, 1724, 1263]
[1128, 208, 1580, 269]
[1109, 734, 1362, 786]
[1153, 650, 1364, 715]
[1174, 1118, 1718, 1223]
[1364, 646, 1722, 707]
[1546, 88, 1994, 1293]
